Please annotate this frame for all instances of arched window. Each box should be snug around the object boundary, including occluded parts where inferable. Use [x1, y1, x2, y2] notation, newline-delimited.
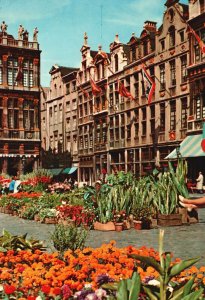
[114, 54, 118, 72]
[169, 26, 175, 48]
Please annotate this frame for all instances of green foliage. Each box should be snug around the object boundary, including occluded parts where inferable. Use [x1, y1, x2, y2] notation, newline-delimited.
[0, 229, 46, 252]
[102, 230, 203, 300]
[21, 204, 38, 220]
[50, 224, 88, 255]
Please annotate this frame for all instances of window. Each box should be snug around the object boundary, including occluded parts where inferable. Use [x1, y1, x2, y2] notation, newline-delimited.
[181, 97, 187, 129]
[23, 70, 28, 87]
[141, 108, 147, 136]
[54, 105, 57, 124]
[23, 100, 34, 130]
[160, 103, 165, 131]
[127, 124, 131, 139]
[66, 83, 70, 94]
[114, 54, 118, 72]
[29, 71, 33, 87]
[150, 105, 155, 119]
[181, 55, 187, 83]
[8, 99, 19, 129]
[180, 30, 185, 43]
[131, 47, 136, 62]
[160, 64, 165, 90]
[170, 60, 176, 86]
[169, 26, 175, 48]
[134, 123, 139, 137]
[200, 0, 205, 13]
[143, 41, 148, 56]
[161, 39, 165, 51]
[170, 100, 176, 130]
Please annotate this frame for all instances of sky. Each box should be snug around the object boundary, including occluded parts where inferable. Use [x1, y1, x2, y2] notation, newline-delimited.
[0, 0, 187, 86]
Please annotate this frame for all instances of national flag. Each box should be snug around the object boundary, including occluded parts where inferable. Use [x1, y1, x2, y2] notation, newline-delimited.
[76, 75, 89, 98]
[188, 25, 205, 54]
[90, 77, 102, 96]
[201, 122, 205, 152]
[141, 66, 155, 105]
[118, 80, 134, 101]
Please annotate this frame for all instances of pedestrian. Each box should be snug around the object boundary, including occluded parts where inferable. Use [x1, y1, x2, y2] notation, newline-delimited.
[14, 176, 21, 193]
[196, 171, 204, 194]
[9, 177, 16, 193]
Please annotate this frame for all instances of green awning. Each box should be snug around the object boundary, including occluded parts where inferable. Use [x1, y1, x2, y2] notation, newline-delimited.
[48, 168, 63, 176]
[166, 134, 205, 159]
[69, 167, 77, 174]
[62, 168, 71, 174]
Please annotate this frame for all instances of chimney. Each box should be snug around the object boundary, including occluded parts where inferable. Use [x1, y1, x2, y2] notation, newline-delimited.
[143, 21, 157, 32]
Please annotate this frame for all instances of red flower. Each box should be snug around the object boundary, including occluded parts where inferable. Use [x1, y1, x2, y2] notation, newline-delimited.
[17, 266, 25, 273]
[4, 284, 16, 294]
[41, 284, 51, 294]
[27, 297, 36, 300]
[52, 287, 62, 295]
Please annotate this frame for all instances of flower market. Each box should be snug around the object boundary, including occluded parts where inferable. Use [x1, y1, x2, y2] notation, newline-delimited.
[0, 162, 205, 299]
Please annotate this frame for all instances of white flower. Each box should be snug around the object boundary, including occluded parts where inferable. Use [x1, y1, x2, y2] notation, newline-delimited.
[0, 285, 3, 292]
[85, 294, 96, 300]
[148, 279, 160, 286]
[84, 283, 92, 289]
[36, 297, 43, 300]
[95, 288, 107, 298]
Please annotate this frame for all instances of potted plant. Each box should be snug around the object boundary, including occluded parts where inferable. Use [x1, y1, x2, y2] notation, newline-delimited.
[132, 205, 152, 230]
[113, 210, 127, 232]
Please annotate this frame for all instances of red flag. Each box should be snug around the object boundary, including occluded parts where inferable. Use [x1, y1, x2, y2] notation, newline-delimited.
[188, 25, 205, 54]
[141, 66, 155, 105]
[118, 80, 134, 100]
[90, 77, 102, 96]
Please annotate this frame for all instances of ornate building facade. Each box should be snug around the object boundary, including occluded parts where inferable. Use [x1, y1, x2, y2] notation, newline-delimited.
[0, 22, 41, 175]
[43, 0, 205, 183]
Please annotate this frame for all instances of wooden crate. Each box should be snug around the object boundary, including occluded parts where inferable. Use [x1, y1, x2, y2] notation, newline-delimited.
[157, 214, 182, 227]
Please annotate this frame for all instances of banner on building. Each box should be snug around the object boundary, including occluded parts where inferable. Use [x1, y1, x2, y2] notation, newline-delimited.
[141, 66, 155, 105]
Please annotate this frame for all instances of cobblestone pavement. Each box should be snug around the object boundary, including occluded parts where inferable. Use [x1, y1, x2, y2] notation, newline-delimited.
[1, 207, 205, 265]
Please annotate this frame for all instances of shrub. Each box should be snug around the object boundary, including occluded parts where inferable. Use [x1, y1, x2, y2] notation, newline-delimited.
[50, 224, 88, 255]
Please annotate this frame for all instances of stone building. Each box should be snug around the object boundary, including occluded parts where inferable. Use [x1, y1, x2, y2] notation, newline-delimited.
[43, 0, 204, 183]
[41, 65, 78, 176]
[0, 22, 41, 175]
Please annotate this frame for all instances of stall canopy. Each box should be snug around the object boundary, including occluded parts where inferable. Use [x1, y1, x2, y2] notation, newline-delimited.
[62, 167, 77, 175]
[48, 168, 63, 176]
[166, 134, 205, 159]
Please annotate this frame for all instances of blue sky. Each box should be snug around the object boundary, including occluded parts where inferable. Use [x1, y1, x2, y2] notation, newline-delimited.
[0, 0, 187, 86]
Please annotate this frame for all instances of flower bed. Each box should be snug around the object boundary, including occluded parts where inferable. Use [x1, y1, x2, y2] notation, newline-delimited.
[0, 242, 205, 299]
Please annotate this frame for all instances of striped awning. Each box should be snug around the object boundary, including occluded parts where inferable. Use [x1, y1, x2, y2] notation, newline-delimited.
[166, 134, 205, 159]
[62, 168, 70, 174]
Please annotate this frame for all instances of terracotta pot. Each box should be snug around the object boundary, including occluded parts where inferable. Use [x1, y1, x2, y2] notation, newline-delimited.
[94, 221, 115, 231]
[115, 223, 123, 232]
[44, 217, 57, 224]
[123, 220, 131, 230]
[34, 214, 40, 222]
[133, 220, 142, 230]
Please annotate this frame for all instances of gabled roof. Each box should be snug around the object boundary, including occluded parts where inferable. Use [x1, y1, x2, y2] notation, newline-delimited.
[49, 65, 78, 76]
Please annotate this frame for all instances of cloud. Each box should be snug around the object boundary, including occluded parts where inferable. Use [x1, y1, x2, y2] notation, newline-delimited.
[0, 0, 71, 23]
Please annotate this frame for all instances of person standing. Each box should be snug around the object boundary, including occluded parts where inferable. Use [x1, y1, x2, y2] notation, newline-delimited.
[196, 171, 204, 194]
[9, 177, 16, 193]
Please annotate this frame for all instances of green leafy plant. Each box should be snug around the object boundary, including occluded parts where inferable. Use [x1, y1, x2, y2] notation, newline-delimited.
[0, 229, 46, 252]
[50, 224, 88, 256]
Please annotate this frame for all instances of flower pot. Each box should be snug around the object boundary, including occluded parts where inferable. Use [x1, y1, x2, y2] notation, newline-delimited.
[157, 213, 182, 227]
[187, 209, 199, 224]
[133, 220, 142, 230]
[115, 223, 123, 232]
[123, 220, 131, 230]
[34, 214, 40, 222]
[94, 221, 115, 231]
[44, 217, 57, 224]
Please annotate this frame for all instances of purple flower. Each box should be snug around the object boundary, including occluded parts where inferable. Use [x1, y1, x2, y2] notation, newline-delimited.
[75, 289, 94, 300]
[96, 274, 114, 286]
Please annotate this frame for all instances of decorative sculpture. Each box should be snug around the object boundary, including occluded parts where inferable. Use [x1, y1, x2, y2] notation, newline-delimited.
[1, 21, 8, 35]
[33, 27, 38, 42]
[18, 24, 24, 40]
